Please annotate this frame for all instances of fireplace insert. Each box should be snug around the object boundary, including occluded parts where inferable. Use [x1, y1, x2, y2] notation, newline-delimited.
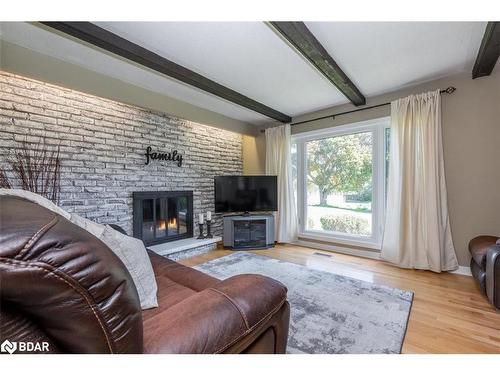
[132, 191, 193, 246]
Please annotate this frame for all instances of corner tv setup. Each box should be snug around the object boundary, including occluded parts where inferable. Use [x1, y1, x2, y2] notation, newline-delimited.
[215, 176, 276, 250]
[215, 175, 278, 213]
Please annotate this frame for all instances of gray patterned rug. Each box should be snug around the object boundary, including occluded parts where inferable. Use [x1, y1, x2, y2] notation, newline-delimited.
[195, 252, 413, 354]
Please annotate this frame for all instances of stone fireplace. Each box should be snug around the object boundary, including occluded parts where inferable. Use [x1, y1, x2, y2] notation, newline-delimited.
[132, 191, 193, 246]
[0, 71, 242, 241]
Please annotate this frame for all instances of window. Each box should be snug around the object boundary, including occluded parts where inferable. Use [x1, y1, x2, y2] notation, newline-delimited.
[292, 117, 390, 249]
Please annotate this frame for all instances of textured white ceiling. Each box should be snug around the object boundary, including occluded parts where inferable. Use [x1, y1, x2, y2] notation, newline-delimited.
[305, 22, 486, 97]
[0, 22, 271, 124]
[96, 22, 347, 115]
[0, 22, 489, 125]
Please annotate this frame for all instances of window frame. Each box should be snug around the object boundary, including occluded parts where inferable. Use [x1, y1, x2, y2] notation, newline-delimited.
[292, 117, 390, 250]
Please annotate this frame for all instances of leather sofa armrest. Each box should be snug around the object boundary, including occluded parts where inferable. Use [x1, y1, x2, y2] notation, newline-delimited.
[142, 274, 288, 353]
[485, 244, 500, 309]
[469, 235, 499, 249]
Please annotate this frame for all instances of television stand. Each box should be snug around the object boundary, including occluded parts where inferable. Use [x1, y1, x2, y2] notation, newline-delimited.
[223, 214, 275, 250]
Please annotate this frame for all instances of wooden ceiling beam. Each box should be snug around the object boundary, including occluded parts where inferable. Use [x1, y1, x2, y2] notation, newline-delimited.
[40, 22, 292, 123]
[472, 22, 500, 79]
[269, 22, 366, 106]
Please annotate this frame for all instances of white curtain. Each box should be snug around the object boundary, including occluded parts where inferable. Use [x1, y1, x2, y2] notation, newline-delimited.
[265, 124, 298, 243]
[381, 90, 458, 272]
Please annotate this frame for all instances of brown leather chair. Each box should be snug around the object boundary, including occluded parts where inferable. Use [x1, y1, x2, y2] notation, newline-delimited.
[469, 235, 500, 310]
[0, 196, 290, 353]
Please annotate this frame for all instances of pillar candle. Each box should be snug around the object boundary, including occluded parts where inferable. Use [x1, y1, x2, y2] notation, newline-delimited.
[207, 211, 211, 221]
[199, 213, 204, 224]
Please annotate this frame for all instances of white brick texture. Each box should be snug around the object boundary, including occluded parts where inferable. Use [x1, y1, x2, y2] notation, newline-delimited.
[0, 71, 243, 236]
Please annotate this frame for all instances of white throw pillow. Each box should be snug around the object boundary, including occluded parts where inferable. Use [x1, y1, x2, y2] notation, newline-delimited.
[70, 213, 106, 239]
[0, 188, 71, 219]
[100, 225, 158, 310]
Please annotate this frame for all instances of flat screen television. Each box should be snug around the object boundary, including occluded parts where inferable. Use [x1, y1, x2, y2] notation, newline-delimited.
[215, 176, 278, 213]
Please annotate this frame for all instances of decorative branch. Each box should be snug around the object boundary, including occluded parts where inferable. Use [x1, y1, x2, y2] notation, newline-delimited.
[0, 136, 61, 204]
[0, 169, 11, 189]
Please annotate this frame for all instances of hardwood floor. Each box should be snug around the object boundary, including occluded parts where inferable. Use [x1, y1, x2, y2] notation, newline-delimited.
[180, 244, 500, 354]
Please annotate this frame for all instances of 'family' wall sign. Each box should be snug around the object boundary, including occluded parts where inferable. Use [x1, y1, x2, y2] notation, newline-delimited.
[144, 146, 183, 167]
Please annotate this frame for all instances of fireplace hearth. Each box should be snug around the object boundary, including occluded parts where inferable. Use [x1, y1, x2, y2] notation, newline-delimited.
[133, 191, 193, 246]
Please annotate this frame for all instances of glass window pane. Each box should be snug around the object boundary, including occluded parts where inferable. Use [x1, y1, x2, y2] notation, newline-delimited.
[305, 131, 373, 237]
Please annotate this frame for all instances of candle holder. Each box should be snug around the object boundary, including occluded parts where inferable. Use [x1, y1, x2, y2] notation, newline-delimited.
[205, 220, 213, 239]
[197, 222, 205, 239]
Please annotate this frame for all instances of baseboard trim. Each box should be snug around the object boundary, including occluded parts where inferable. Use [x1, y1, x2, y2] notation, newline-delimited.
[294, 240, 473, 277]
[293, 240, 382, 260]
[450, 266, 472, 277]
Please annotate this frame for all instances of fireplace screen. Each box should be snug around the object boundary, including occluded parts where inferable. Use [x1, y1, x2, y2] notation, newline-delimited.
[133, 191, 193, 246]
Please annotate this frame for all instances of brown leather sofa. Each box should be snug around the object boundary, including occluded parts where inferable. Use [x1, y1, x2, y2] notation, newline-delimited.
[469, 235, 500, 310]
[0, 196, 290, 353]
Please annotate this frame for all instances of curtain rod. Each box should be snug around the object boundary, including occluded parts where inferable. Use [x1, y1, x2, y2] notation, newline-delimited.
[260, 86, 456, 132]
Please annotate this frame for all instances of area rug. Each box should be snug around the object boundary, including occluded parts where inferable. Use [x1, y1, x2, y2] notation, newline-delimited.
[195, 252, 413, 354]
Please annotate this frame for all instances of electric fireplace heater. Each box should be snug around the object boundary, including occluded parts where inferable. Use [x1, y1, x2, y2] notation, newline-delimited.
[133, 191, 193, 246]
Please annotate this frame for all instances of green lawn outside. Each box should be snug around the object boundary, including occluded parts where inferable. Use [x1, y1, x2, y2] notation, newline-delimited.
[311, 203, 372, 213]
